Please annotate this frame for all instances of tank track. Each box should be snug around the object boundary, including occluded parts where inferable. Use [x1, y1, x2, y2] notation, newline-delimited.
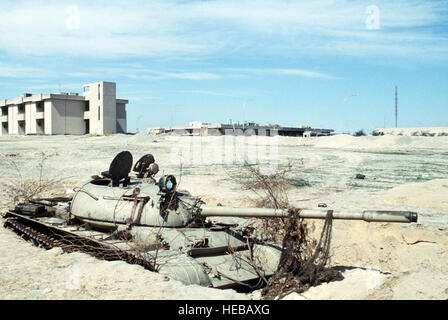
[3, 213, 155, 271]
[4, 217, 56, 249]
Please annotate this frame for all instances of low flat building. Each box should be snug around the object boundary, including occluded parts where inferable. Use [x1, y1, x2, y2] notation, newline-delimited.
[148, 122, 333, 137]
[0, 81, 128, 136]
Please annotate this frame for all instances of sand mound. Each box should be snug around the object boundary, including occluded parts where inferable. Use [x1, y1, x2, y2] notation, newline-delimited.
[0, 223, 248, 300]
[381, 179, 448, 212]
[128, 130, 165, 143]
[306, 134, 448, 151]
[374, 126, 448, 137]
[283, 220, 448, 300]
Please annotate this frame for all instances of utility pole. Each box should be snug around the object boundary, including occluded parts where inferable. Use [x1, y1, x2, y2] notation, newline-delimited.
[395, 85, 398, 128]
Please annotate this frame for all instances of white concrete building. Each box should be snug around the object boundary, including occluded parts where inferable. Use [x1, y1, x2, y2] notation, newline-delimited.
[0, 81, 128, 136]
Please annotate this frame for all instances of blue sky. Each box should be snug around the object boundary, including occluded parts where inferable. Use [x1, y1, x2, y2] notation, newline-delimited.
[1, 0, 447, 133]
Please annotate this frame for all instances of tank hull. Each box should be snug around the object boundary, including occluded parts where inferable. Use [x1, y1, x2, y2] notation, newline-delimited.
[3, 209, 281, 288]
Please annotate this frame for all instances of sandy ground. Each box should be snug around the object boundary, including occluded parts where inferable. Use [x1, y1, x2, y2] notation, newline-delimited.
[0, 133, 447, 300]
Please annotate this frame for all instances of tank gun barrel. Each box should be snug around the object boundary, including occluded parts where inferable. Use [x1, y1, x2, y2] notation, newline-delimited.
[199, 205, 418, 223]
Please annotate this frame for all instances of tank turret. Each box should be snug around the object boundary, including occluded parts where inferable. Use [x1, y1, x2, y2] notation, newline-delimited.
[69, 151, 418, 228]
[70, 175, 418, 228]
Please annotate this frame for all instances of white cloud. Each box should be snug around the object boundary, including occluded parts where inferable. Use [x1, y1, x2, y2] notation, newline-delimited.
[125, 67, 336, 80]
[0, 63, 51, 78]
[172, 89, 257, 98]
[158, 72, 221, 80]
[0, 0, 446, 59]
[127, 70, 220, 80]
[0, 62, 339, 82]
[236, 68, 339, 79]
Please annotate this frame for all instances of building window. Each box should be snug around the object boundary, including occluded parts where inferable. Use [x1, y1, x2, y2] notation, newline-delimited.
[36, 119, 44, 135]
[84, 119, 90, 134]
[98, 84, 100, 100]
[1, 122, 7, 135]
[18, 120, 25, 134]
[36, 101, 44, 112]
[1, 107, 7, 116]
[85, 101, 90, 111]
[98, 106, 101, 120]
[18, 104, 25, 114]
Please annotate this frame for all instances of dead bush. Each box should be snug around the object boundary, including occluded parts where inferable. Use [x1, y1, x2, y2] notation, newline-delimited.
[229, 160, 343, 299]
[0, 152, 70, 208]
[229, 160, 299, 209]
[261, 208, 343, 299]
[228, 160, 305, 242]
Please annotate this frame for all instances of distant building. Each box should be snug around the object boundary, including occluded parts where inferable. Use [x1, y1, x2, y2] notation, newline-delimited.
[148, 122, 333, 137]
[0, 81, 128, 136]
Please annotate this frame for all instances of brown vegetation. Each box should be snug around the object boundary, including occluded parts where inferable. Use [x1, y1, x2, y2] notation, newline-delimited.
[230, 161, 343, 299]
[0, 153, 69, 208]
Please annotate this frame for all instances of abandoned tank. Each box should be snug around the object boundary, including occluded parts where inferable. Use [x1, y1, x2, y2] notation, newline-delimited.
[2, 151, 418, 289]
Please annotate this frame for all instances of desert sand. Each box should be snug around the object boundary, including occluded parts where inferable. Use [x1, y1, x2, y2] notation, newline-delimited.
[0, 133, 447, 300]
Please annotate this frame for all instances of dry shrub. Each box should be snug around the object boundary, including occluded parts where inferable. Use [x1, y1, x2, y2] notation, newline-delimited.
[261, 208, 343, 299]
[0, 152, 69, 208]
[230, 161, 343, 299]
[230, 160, 296, 209]
[229, 160, 303, 242]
